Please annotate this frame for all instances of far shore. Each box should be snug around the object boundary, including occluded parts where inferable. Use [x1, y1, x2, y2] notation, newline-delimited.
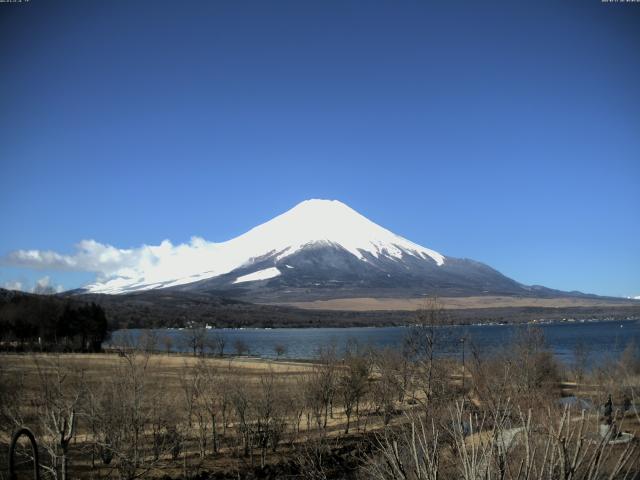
[272, 295, 639, 311]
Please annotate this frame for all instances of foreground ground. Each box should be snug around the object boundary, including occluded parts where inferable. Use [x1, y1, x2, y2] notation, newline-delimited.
[1, 352, 391, 479]
[1, 338, 640, 479]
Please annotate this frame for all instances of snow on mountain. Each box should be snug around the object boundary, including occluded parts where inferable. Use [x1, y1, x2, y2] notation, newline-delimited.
[85, 199, 445, 294]
[232, 199, 445, 265]
[233, 267, 281, 284]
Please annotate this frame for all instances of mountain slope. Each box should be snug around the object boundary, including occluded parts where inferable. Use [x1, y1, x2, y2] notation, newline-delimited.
[173, 243, 533, 301]
[85, 199, 447, 294]
[83, 199, 586, 301]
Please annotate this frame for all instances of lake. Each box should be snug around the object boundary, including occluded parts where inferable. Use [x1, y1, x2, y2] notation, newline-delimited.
[106, 319, 640, 367]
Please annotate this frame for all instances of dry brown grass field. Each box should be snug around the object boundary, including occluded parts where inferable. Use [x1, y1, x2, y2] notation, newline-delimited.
[1, 331, 639, 480]
[277, 295, 636, 311]
[0, 351, 413, 479]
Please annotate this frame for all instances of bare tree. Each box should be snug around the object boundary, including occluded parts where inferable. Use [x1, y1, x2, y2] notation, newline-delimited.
[372, 350, 401, 426]
[506, 327, 560, 410]
[214, 333, 226, 357]
[600, 341, 640, 428]
[571, 339, 590, 384]
[179, 360, 200, 429]
[468, 327, 560, 415]
[368, 412, 440, 480]
[194, 359, 227, 455]
[91, 348, 170, 480]
[161, 335, 174, 355]
[0, 362, 27, 437]
[180, 365, 209, 463]
[204, 331, 226, 357]
[230, 378, 253, 458]
[184, 327, 206, 356]
[313, 345, 338, 429]
[338, 351, 370, 433]
[291, 376, 308, 435]
[253, 369, 289, 467]
[619, 340, 640, 374]
[369, 399, 639, 480]
[274, 343, 287, 359]
[32, 355, 83, 480]
[138, 330, 159, 353]
[409, 297, 451, 409]
[304, 372, 327, 431]
[294, 435, 335, 480]
[234, 338, 249, 356]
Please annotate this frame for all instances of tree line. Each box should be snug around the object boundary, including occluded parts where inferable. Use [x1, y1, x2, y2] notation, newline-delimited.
[0, 290, 109, 352]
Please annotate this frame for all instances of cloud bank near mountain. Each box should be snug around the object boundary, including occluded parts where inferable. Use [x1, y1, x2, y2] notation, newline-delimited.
[2, 237, 218, 287]
[2, 276, 64, 294]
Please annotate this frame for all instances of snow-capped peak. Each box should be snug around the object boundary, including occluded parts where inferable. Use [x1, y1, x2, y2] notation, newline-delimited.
[243, 199, 445, 265]
[85, 199, 445, 294]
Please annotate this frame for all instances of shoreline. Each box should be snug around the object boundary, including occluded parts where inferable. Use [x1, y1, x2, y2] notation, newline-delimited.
[113, 315, 640, 331]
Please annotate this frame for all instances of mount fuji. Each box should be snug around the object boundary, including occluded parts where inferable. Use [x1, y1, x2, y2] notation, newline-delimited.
[82, 199, 569, 302]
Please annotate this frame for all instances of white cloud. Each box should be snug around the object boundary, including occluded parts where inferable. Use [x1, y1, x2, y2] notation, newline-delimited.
[2, 280, 23, 291]
[32, 276, 64, 295]
[4, 240, 142, 274]
[1, 277, 64, 294]
[3, 237, 225, 292]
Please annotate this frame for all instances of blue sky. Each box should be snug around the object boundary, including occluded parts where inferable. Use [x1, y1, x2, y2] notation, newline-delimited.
[0, 0, 638, 297]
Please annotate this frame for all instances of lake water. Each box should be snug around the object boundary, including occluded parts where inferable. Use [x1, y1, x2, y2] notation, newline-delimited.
[106, 319, 640, 367]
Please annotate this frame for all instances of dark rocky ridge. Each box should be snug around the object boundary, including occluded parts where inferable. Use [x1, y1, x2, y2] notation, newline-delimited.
[168, 243, 600, 302]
